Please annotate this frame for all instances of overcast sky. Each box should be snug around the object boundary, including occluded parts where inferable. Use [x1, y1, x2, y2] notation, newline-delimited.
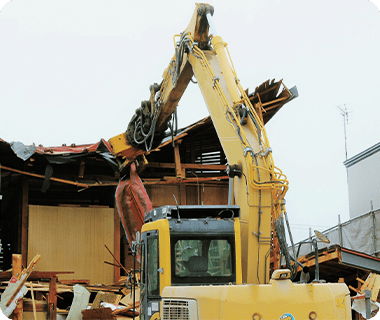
[0, 0, 379, 243]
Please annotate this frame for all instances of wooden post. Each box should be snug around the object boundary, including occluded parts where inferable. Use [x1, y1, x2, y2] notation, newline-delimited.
[21, 178, 29, 267]
[12, 254, 23, 320]
[114, 204, 121, 283]
[48, 276, 57, 320]
[174, 143, 183, 179]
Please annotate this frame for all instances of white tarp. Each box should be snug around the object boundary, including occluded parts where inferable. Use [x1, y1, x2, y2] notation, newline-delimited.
[351, 296, 380, 318]
[291, 209, 380, 259]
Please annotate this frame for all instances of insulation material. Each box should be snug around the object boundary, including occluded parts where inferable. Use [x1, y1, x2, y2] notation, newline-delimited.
[115, 163, 152, 255]
[66, 285, 91, 320]
[293, 209, 380, 258]
[0, 275, 28, 317]
[351, 296, 380, 318]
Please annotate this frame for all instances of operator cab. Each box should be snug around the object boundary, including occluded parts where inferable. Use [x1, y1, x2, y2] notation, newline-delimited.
[139, 205, 241, 319]
[170, 220, 237, 286]
[144, 205, 239, 286]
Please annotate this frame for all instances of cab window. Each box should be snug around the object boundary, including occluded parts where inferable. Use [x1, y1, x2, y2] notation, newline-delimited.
[147, 237, 160, 296]
[171, 237, 235, 285]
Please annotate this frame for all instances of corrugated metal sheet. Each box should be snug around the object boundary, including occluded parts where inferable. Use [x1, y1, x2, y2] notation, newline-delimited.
[1, 138, 113, 157]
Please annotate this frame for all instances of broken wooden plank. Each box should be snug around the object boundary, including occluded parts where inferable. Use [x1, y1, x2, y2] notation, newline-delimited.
[0, 254, 41, 318]
[147, 162, 227, 171]
[91, 291, 122, 309]
[143, 175, 229, 185]
[0, 165, 89, 188]
[23, 299, 47, 312]
[119, 288, 140, 307]
[13, 254, 23, 320]
[58, 280, 90, 286]
[82, 308, 113, 319]
[48, 276, 57, 320]
[30, 283, 38, 320]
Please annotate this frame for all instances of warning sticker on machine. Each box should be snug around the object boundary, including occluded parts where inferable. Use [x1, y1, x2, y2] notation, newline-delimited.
[336, 298, 345, 308]
[279, 313, 295, 320]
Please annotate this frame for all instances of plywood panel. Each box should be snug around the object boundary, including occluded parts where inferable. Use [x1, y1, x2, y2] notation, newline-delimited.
[186, 185, 228, 205]
[146, 185, 180, 207]
[203, 185, 229, 205]
[28, 205, 114, 285]
[186, 185, 201, 205]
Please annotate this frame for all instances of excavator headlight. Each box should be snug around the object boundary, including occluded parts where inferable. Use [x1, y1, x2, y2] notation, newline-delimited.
[271, 269, 291, 280]
[309, 311, 317, 319]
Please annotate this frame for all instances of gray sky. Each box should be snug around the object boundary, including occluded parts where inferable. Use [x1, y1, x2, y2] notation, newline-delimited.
[1, 0, 379, 242]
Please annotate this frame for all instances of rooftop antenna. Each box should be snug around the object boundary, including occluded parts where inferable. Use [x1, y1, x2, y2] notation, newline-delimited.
[337, 104, 349, 160]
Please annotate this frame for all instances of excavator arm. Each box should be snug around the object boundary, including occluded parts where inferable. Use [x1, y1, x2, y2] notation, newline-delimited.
[109, 4, 215, 171]
[109, 3, 298, 284]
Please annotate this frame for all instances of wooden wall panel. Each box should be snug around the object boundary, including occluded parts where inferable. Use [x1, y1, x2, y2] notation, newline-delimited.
[145, 185, 180, 208]
[146, 184, 229, 207]
[28, 205, 114, 285]
[186, 185, 229, 205]
[202, 185, 229, 205]
[186, 185, 201, 205]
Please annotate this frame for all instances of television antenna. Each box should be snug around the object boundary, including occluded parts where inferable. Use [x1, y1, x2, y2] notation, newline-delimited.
[337, 104, 350, 160]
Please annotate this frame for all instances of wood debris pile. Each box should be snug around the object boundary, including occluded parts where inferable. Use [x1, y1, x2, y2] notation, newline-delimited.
[1, 275, 141, 320]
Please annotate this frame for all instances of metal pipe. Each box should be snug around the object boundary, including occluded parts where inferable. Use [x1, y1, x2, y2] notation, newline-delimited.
[364, 289, 371, 319]
[228, 177, 233, 205]
[313, 239, 320, 282]
[309, 228, 313, 252]
[284, 212, 296, 259]
[371, 201, 377, 256]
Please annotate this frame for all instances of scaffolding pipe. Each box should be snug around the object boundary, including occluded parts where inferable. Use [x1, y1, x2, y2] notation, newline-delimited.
[309, 228, 313, 251]
[371, 201, 377, 256]
[228, 177, 233, 205]
[365, 289, 371, 319]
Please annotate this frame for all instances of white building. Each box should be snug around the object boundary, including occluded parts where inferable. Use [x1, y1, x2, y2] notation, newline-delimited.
[344, 142, 380, 219]
[292, 143, 380, 266]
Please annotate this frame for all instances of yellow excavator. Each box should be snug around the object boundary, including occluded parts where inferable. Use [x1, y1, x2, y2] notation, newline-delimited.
[109, 3, 352, 319]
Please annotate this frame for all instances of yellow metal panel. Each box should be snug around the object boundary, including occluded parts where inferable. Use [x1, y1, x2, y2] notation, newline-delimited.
[188, 47, 272, 284]
[233, 218, 242, 285]
[162, 281, 351, 319]
[108, 132, 145, 159]
[141, 219, 171, 292]
[108, 132, 129, 156]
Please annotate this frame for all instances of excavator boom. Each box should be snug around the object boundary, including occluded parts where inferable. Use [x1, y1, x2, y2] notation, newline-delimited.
[109, 4, 352, 320]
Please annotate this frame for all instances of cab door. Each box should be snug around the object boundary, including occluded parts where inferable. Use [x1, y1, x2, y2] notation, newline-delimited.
[140, 229, 160, 320]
